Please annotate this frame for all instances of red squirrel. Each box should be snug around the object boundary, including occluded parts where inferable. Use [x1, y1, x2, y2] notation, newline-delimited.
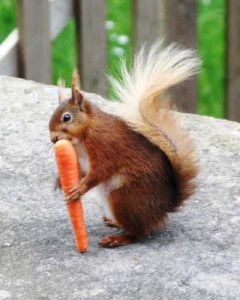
[49, 41, 199, 248]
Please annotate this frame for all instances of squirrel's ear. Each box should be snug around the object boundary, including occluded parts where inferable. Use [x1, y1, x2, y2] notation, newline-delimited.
[70, 87, 84, 109]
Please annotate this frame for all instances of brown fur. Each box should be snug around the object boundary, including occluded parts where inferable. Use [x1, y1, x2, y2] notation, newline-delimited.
[49, 95, 196, 247]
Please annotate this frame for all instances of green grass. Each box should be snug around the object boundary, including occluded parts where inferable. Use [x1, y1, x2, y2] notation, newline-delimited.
[0, 0, 225, 118]
[51, 20, 76, 86]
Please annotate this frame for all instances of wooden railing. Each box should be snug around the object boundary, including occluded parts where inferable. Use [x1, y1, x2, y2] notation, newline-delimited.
[0, 0, 239, 121]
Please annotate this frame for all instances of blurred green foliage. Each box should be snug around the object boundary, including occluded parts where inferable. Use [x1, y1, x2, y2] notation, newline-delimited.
[197, 0, 225, 118]
[0, 0, 225, 118]
[52, 20, 76, 86]
[0, 0, 16, 43]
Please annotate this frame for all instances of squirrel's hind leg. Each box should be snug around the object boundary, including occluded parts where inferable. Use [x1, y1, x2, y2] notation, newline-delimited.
[103, 216, 121, 228]
[99, 233, 136, 248]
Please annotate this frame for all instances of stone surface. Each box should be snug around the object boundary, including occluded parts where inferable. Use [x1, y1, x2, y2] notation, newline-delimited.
[0, 75, 240, 300]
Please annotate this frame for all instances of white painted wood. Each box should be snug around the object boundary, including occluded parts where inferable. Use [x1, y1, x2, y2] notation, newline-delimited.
[0, 29, 19, 76]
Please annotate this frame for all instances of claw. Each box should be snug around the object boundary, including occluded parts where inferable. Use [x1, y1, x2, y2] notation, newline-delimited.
[65, 197, 78, 204]
[99, 234, 135, 248]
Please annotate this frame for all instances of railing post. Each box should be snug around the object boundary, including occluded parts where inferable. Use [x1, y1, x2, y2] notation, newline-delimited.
[74, 0, 107, 96]
[225, 1, 240, 122]
[165, 0, 197, 113]
[17, 0, 51, 83]
[132, 0, 164, 50]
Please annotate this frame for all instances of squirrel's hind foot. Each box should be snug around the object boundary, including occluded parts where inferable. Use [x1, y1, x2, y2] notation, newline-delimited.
[99, 233, 136, 248]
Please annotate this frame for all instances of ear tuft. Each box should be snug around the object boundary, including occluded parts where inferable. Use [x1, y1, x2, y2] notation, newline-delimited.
[70, 69, 83, 107]
[71, 68, 80, 90]
[70, 88, 84, 108]
[57, 78, 67, 103]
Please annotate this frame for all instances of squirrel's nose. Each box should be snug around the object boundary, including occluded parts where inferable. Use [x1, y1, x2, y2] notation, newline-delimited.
[51, 135, 59, 144]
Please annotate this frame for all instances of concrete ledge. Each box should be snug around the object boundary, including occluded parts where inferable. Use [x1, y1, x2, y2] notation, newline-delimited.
[0, 76, 240, 299]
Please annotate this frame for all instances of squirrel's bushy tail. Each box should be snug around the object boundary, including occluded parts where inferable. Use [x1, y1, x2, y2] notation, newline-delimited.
[109, 40, 199, 206]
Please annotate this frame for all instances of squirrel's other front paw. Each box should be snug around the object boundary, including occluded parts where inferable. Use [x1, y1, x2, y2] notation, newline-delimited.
[54, 177, 62, 190]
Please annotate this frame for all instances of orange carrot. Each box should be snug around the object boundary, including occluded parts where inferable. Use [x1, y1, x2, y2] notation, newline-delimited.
[54, 139, 88, 253]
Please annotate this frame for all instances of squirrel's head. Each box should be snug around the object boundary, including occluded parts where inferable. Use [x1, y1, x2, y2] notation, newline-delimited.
[49, 85, 92, 144]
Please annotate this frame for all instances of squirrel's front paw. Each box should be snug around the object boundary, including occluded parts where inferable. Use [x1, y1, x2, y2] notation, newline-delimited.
[66, 183, 87, 203]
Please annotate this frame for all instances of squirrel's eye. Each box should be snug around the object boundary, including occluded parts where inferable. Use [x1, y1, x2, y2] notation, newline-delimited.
[61, 112, 73, 123]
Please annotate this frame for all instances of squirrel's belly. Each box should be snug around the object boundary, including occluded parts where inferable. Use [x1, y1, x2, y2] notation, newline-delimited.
[73, 140, 123, 221]
[94, 184, 114, 220]
[94, 175, 124, 221]
[73, 139, 89, 173]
